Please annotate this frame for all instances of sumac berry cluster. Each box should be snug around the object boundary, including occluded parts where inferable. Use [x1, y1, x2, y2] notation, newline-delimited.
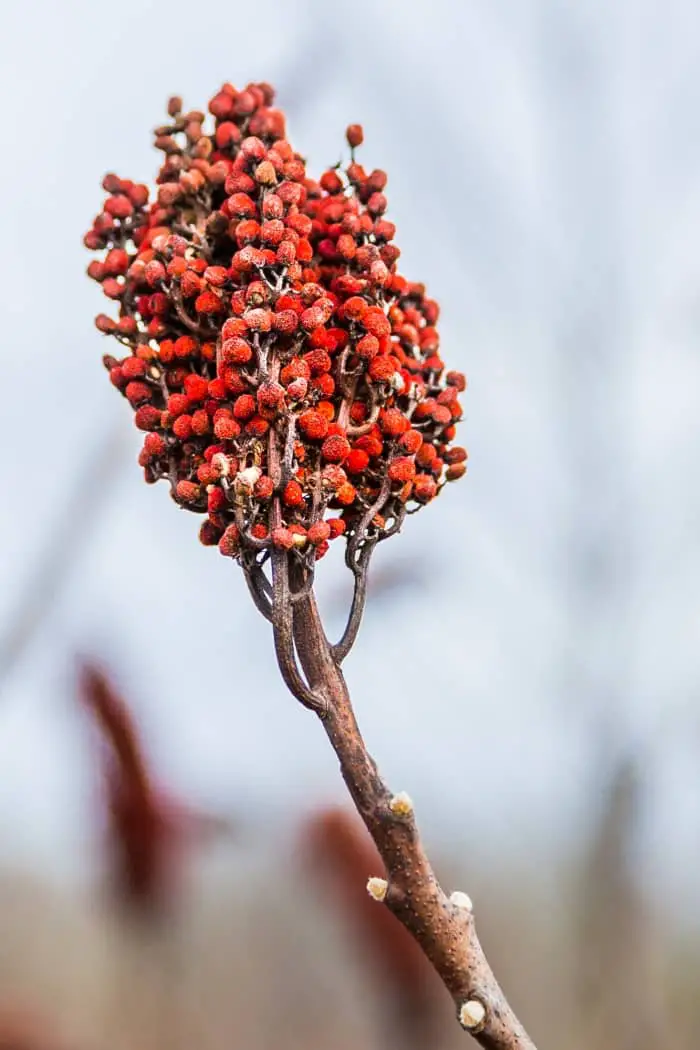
[85, 82, 467, 566]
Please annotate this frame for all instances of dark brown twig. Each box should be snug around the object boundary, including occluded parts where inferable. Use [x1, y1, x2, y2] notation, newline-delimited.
[243, 560, 273, 622]
[241, 548, 273, 610]
[332, 543, 374, 664]
[170, 284, 217, 337]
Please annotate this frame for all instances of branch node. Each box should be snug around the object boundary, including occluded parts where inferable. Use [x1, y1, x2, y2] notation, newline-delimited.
[366, 876, 388, 902]
[459, 999, 486, 1032]
[449, 889, 474, 912]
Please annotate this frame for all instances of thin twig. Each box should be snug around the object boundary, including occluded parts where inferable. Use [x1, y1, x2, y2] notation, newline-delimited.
[243, 561, 273, 622]
[346, 474, 391, 570]
[347, 386, 380, 437]
[329, 473, 392, 663]
[332, 543, 374, 664]
[170, 285, 217, 337]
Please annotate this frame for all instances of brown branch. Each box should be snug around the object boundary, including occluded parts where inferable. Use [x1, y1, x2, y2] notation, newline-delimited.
[280, 414, 297, 488]
[346, 473, 391, 570]
[332, 543, 374, 664]
[288, 562, 316, 604]
[270, 549, 326, 715]
[328, 474, 391, 663]
[347, 386, 380, 437]
[78, 662, 169, 915]
[170, 285, 217, 337]
[242, 560, 273, 622]
[277, 576, 536, 1049]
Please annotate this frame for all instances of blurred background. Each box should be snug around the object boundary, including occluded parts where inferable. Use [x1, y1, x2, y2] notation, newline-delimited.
[1, 0, 699, 1046]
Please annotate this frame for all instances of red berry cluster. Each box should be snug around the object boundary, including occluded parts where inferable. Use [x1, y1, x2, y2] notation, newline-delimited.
[85, 82, 467, 566]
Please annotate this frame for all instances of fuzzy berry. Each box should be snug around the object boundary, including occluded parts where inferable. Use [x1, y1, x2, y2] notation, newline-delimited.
[299, 409, 329, 441]
[388, 457, 416, 484]
[321, 434, 351, 463]
[176, 480, 201, 503]
[283, 480, 304, 507]
[346, 124, 364, 149]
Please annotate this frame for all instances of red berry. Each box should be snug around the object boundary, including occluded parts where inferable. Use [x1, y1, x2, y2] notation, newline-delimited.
[272, 527, 295, 550]
[413, 475, 437, 502]
[346, 124, 364, 148]
[219, 524, 241, 557]
[321, 434, 351, 463]
[362, 306, 391, 338]
[308, 520, 331, 545]
[176, 480, 201, 503]
[221, 338, 253, 364]
[343, 296, 368, 322]
[298, 410, 329, 441]
[388, 457, 416, 483]
[233, 394, 256, 421]
[346, 449, 369, 474]
[283, 480, 304, 507]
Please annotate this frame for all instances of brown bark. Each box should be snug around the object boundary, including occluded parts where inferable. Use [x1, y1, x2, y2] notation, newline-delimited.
[283, 582, 537, 1049]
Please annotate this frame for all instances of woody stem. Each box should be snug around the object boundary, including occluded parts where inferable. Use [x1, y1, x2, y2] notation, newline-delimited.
[283, 578, 537, 1050]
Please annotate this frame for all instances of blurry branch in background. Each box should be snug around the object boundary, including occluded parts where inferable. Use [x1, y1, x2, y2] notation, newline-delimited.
[0, 1007, 60, 1050]
[78, 661, 231, 918]
[538, 22, 669, 1049]
[0, 421, 127, 698]
[301, 806, 444, 1050]
[79, 660, 171, 917]
[78, 661, 232, 1050]
[573, 747, 665, 1050]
